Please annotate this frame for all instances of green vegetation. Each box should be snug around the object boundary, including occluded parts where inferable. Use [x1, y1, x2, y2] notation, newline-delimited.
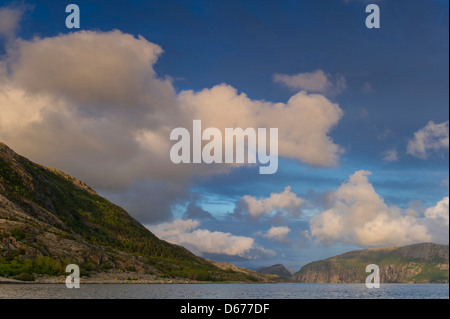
[410, 264, 449, 283]
[149, 257, 219, 281]
[11, 228, 26, 241]
[13, 272, 35, 281]
[0, 254, 67, 277]
[11, 158, 202, 264]
[293, 243, 449, 283]
[0, 154, 205, 262]
[0, 159, 33, 202]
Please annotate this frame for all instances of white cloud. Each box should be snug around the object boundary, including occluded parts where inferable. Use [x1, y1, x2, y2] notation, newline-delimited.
[147, 219, 274, 259]
[310, 170, 448, 246]
[273, 70, 347, 96]
[263, 226, 291, 243]
[407, 121, 449, 159]
[0, 6, 24, 38]
[425, 197, 449, 227]
[9, 30, 172, 108]
[382, 149, 398, 162]
[235, 186, 304, 219]
[178, 85, 344, 167]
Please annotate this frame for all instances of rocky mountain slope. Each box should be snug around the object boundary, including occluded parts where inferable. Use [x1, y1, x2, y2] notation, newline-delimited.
[292, 243, 449, 283]
[208, 260, 275, 282]
[0, 142, 268, 283]
[258, 264, 292, 278]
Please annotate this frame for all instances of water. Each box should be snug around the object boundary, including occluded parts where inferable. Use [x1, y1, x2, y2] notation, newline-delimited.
[0, 283, 448, 299]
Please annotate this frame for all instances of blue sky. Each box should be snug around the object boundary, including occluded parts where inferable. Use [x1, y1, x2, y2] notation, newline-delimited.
[0, 0, 448, 270]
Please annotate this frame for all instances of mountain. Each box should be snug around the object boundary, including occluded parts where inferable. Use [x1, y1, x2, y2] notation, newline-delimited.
[0, 142, 268, 283]
[292, 243, 449, 283]
[258, 264, 292, 278]
[208, 260, 275, 281]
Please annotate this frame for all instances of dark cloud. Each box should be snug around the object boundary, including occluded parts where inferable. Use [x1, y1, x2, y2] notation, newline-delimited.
[99, 179, 189, 224]
[183, 192, 214, 220]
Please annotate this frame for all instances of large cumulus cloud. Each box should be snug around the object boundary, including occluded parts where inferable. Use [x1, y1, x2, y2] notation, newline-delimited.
[310, 170, 449, 246]
[0, 27, 344, 223]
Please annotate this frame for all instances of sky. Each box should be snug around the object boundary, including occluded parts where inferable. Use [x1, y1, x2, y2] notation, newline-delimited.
[0, 0, 448, 270]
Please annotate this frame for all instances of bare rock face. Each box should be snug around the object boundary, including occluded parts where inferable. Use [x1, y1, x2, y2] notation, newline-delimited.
[292, 243, 449, 283]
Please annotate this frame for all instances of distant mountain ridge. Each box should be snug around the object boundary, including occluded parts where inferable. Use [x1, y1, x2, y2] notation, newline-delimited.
[292, 243, 449, 283]
[0, 142, 268, 283]
[258, 264, 292, 278]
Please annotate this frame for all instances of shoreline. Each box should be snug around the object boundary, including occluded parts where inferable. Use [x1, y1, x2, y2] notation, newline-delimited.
[1, 276, 447, 285]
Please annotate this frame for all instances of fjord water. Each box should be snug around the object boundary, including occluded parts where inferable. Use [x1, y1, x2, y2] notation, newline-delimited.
[0, 283, 448, 299]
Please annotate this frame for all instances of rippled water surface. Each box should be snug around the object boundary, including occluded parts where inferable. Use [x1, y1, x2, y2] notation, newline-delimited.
[0, 283, 448, 299]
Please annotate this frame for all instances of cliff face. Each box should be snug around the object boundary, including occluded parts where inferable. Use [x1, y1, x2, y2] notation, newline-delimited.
[292, 243, 449, 283]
